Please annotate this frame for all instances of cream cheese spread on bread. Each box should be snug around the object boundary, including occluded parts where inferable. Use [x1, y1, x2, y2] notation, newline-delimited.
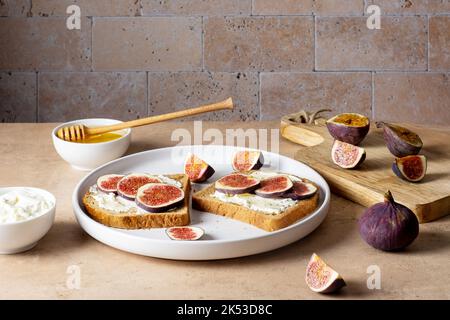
[211, 171, 301, 214]
[89, 175, 181, 214]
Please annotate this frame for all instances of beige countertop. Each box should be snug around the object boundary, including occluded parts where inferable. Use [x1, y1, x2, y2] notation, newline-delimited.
[0, 121, 449, 300]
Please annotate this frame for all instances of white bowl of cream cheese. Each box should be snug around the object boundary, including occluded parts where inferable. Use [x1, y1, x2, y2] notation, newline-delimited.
[0, 187, 56, 254]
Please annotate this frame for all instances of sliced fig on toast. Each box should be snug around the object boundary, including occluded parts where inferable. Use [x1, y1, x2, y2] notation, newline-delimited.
[166, 226, 204, 241]
[135, 183, 184, 213]
[232, 150, 264, 172]
[96, 174, 125, 193]
[306, 253, 346, 294]
[117, 173, 162, 200]
[282, 181, 318, 200]
[184, 153, 215, 183]
[215, 173, 260, 195]
[331, 140, 366, 169]
[255, 175, 293, 198]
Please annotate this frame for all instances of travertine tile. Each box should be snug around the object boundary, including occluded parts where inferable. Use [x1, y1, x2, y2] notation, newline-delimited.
[141, 0, 251, 16]
[365, 0, 450, 14]
[38, 72, 147, 122]
[92, 17, 202, 71]
[316, 16, 427, 71]
[204, 16, 314, 72]
[374, 73, 450, 125]
[149, 72, 259, 121]
[253, 0, 363, 15]
[0, 0, 30, 16]
[0, 17, 91, 71]
[0, 72, 36, 122]
[31, 0, 141, 17]
[430, 16, 450, 71]
[260, 72, 372, 120]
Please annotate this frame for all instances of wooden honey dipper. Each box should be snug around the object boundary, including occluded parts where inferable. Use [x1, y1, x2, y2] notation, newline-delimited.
[56, 98, 233, 142]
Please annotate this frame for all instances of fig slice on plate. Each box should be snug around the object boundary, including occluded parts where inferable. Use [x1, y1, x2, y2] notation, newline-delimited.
[117, 173, 162, 200]
[376, 122, 423, 157]
[166, 226, 204, 241]
[184, 153, 215, 183]
[331, 140, 366, 169]
[255, 175, 293, 198]
[96, 174, 124, 193]
[392, 155, 427, 182]
[282, 181, 317, 200]
[305, 253, 346, 294]
[215, 173, 260, 195]
[232, 150, 264, 172]
[326, 113, 370, 145]
[135, 183, 184, 213]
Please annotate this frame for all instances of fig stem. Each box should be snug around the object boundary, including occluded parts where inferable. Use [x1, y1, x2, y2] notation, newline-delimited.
[384, 190, 394, 203]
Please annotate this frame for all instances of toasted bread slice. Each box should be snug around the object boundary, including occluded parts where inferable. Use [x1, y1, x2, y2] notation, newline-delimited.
[192, 176, 319, 232]
[83, 174, 190, 229]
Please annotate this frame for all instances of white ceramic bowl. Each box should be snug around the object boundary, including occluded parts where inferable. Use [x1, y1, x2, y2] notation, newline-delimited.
[0, 187, 56, 254]
[52, 118, 131, 171]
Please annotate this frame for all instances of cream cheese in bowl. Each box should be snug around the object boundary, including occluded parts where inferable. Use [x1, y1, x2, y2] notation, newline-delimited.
[0, 189, 54, 224]
[0, 187, 56, 254]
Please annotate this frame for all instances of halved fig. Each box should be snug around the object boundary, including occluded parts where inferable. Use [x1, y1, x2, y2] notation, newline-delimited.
[135, 183, 184, 213]
[392, 155, 427, 182]
[306, 253, 346, 294]
[215, 173, 260, 195]
[255, 175, 293, 198]
[331, 140, 366, 169]
[184, 153, 215, 183]
[377, 122, 423, 157]
[166, 226, 204, 241]
[326, 113, 370, 145]
[282, 181, 318, 200]
[117, 173, 162, 200]
[96, 174, 125, 193]
[232, 150, 264, 172]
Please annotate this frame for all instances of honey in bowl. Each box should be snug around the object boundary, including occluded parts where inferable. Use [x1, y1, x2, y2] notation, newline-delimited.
[78, 132, 122, 144]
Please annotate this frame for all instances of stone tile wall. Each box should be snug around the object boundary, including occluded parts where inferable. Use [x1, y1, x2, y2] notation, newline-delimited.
[1, 0, 449, 125]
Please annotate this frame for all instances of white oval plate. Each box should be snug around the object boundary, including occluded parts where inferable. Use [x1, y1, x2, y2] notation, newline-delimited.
[72, 145, 330, 260]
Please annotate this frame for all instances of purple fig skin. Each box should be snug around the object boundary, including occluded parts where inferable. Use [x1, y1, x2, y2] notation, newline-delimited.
[326, 114, 370, 146]
[136, 197, 184, 213]
[191, 165, 215, 183]
[377, 122, 423, 157]
[358, 191, 419, 251]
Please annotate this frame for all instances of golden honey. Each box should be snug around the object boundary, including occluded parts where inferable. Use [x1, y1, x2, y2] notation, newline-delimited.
[79, 132, 122, 143]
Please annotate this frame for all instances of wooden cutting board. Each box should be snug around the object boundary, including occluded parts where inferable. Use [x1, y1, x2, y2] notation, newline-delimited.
[281, 120, 450, 223]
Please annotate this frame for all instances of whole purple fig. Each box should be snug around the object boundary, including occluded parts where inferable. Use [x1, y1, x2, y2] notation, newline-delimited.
[358, 191, 419, 251]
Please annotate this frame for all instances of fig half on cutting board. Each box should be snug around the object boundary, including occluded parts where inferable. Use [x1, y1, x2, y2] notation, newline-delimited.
[326, 113, 370, 145]
[331, 140, 366, 169]
[377, 122, 423, 157]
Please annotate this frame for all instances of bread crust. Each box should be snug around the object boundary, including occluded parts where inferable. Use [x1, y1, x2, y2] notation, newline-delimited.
[192, 177, 319, 232]
[82, 174, 190, 229]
